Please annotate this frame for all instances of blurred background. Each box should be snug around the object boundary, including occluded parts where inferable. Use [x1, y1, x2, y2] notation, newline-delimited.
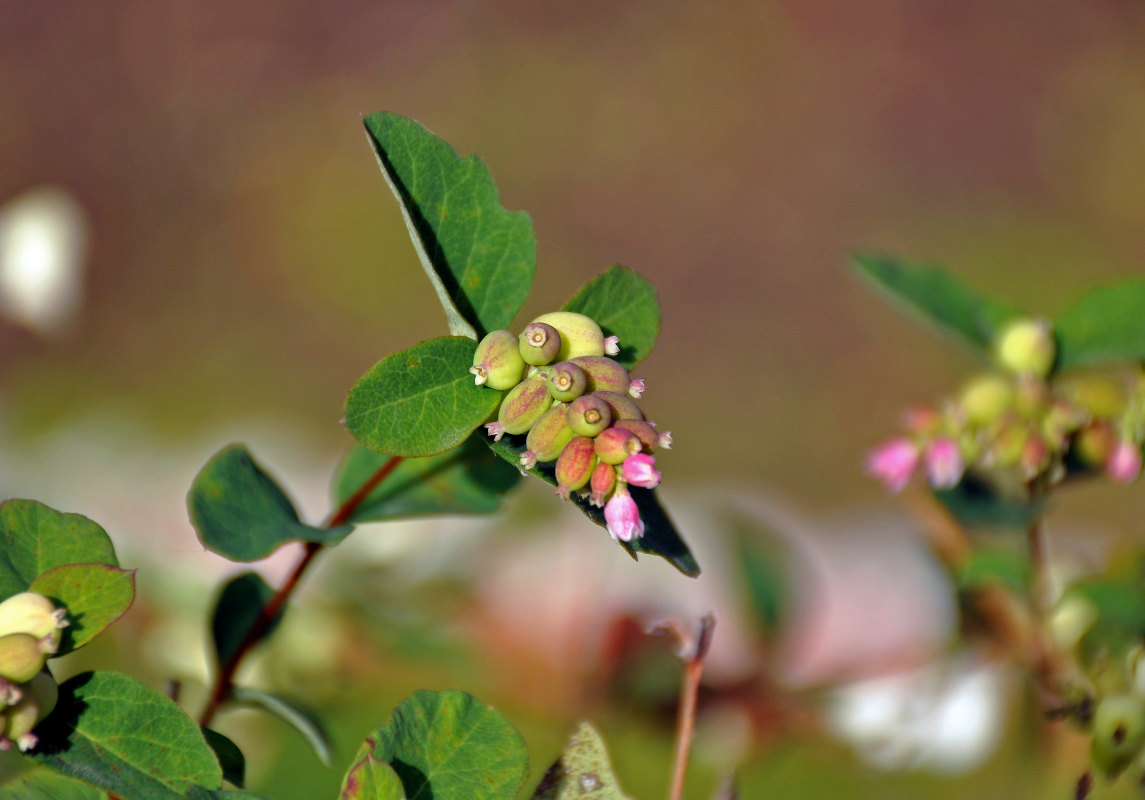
[3, 1, 1145, 797]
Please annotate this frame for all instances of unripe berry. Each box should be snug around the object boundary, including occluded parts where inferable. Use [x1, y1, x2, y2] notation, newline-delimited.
[485, 375, 552, 441]
[546, 362, 588, 403]
[611, 419, 665, 453]
[555, 436, 597, 500]
[569, 356, 635, 396]
[589, 462, 616, 507]
[1090, 693, 1145, 778]
[0, 593, 68, 651]
[594, 391, 643, 422]
[2, 671, 56, 752]
[567, 394, 612, 438]
[470, 330, 526, 390]
[959, 374, 1015, 426]
[595, 427, 642, 465]
[0, 633, 49, 684]
[519, 323, 562, 366]
[1074, 422, 1116, 469]
[531, 312, 607, 361]
[996, 317, 1056, 378]
[521, 405, 575, 469]
[1062, 376, 1128, 420]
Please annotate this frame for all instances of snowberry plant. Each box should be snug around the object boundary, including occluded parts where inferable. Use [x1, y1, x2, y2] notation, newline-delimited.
[0, 112, 700, 799]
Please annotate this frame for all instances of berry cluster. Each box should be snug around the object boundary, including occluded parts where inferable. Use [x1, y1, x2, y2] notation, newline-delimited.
[867, 318, 1145, 498]
[470, 311, 671, 542]
[0, 591, 67, 752]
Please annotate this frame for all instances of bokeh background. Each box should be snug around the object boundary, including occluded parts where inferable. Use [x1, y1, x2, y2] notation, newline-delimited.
[3, 2, 1145, 798]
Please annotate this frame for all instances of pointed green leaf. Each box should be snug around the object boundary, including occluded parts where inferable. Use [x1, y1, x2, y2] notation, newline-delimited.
[562, 266, 661, 370]
[0, 767, 107, 799]
[364, 111, 536, 339]
[201, 728, 245, 789]
[345, 337, 503, 458]
[0, 500, 118, 598]
[355, 690, 528, 800]
[31, 671, 222, 799]
[188, 445, 354, 562]
[340, 755, 405, 800]
[1055, 279, 1145, 369]
[852, 253, 1019, 356]
[531, 722, 632, 799]
[230, 688, 332, 767]
[29, 563, 135, 655]
[209, 572, 282, 669]
[485, 437, 700, 577]
[332, 436, 521, 523]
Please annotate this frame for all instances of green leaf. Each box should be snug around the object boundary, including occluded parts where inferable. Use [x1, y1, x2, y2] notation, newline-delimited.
[355, 689, 528, 800]
[188, 445, 354, 562]
[364, 111, 536, 339]
[531, 722, 633, 799]
[735, 536, 786, 636]
[182, 788, 269, 800]
[345, 337, 503, 458]
[0, 766, 108, 799]
[561, 266, 661, 370]
[29, 563, 135, 655]
[957, 547, 1031, 595]
[31, 671, 222, 799]
[486, 437, 700, 577]
[201, 728, 246, 789]
[852, 253, 1019, 356]
[332, 436, 521, 523]
[0, 500, 118, 598]
[230, 688, 332, 767]
[339, 755, 405, 800]
[932, 477, 1042, 529]
[1055, 279, 1145, 369]
[210, 572, 282, 670]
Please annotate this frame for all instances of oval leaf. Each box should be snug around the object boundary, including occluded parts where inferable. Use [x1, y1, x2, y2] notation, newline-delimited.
[340, 755, 405, 800]
[29, 563, 135, 655]
[532, 722, 633, 800]
[561, 266, 661, 370]
[364, 111, 536, 339]
[345, 337, 503, 458]
[0, 500, 118, 598]
[332, 436, 521, 523]
[31, 671, 222, 799]
[356, 690, 528, 800]
[210, 572, 282, 670]
[0, 767, 107, 799]
[852, 253, 1019, 356]
[1055, 279, 1145, 369]
[230, 688, 332, 767]
[201, 728, 246, 789]
[188, 445, 354, 562]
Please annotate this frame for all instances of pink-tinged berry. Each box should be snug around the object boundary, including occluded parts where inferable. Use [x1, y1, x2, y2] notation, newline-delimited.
[628, 378, 645, 398]
[567, 394, 612, 438]
[589, 462, 616, 507]
[570, 356, 632, 395]
[594, 391, 643, 421]
[519, 322, 563, 366]
[924, 438, 964, 490]
[521, 405, 575, 469]
[622, 453, 661, 489]
[604, 484, 643, 542]
[1074, 422, 1115, 469]
[604, 336, 620, 356]
[595, 427, 642, 465]
[495, 375, 553, 438]
[470, 330, 526, 390]
[555, 436, 597, 500]
[547, 361, 588, 402]
[1106, 440, 1142, 484]
[611, 418, 660, 452]
[866, 437, 919, 493]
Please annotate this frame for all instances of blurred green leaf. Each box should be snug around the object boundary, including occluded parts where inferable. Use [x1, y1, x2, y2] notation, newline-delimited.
[31, 671, 222, 799]
[345, 337, 503, 458]
[852, 253, 1019, 357]
[230, 688, 332, 767]
[210, 572, 281, 669]
[364, 111, 536, 339]
[353, 690, 528, 800]
[201, 728, 245, 789]
[1070, 575, 1145, 664]
[29, 563, 135, 655]
[183, 789, 269, 800]
[485, 437, 699, 577]
[188, 445, 354, 562]
[562, 266, 660, 370]
[1055, 280, 1145, 370]
[957, 547, 1030, 594]
[0, 767, 107, 799]
[532, 722, 632, 799]
[736, 536, 786, 635]
[333, 436, 521, 523]
[339, 755, 405, 800]
[0, 500, 118, 599]
[932, 476, 1042, 529]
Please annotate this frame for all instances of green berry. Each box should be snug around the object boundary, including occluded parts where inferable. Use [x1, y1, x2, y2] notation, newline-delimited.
[0, 593, 67, 652]
[521, 405, 575, 469]
[959, 374, 1015, 426]
[486, 375, 553, 441]
[531, 311, 606, 361]
[2, 671, 56, 752]
[519, 323, 563, 366]
[1075, 423, 1116, 469]
[594, 391, 643, 421]
[555, 437, 597, 500]
[996, 317, 1056, 378]
[470, 330, 526, 390]
[567, 394, 612, 438]
[1090, 693, 1145, 778]
[547, 361, 588, 402]
[0, 633, 48, 684]
[594, 427, 642, 465]
[570, 356, 631, 394]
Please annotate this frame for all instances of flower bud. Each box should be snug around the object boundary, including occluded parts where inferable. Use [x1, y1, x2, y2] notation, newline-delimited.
[611, 419, 663, 453]
[521, 405, 575, 469]
[470, 330, 527, 390]
[531, 312, 606, 361]
[555, 436, 597, 500]
[595, 427, 642, 465]
[865, 437, 918, 493]
[923, 438, 963, 489]
[519, 323, 562, 366]
[1107, 440, 1143, 484]
[996, 317, 1056, 378]
[1019, 434, 1050, 480]
[959, 374, 1015, 426]
[594, 391, 643, 421]
[567, 394, 612, 438]
[604, 484, 643, 542]
[486, 375, 553, 441]
[589, 462, 616, 507]
[622, 453, 661, 489]
[0, 593, 68, 651]
[604, 336, 620, 356]
[0, 678, 21, 709]
[1089, 693, 1145, 778]
[569, 356, 632, 395]
[2, 671, 56, 753]
[546, 361, 588, 403]
[0, 633, 49, 683]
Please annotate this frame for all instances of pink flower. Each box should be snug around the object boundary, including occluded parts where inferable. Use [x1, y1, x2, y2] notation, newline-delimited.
[1106, 440, 1142, 484]
[622, 453, 661, 489]
[866, 437, 919, 493]
[604, 485, 643, 541]
[924, 437, 964, 490]
[628, 378, 646, 398]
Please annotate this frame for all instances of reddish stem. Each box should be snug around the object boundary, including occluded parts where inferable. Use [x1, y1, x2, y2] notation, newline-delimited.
[668, 615, 716, 800]
[198, 455, 404, 728]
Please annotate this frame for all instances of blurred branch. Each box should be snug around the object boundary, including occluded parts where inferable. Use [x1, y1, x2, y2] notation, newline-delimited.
[652, 614, 716, 800]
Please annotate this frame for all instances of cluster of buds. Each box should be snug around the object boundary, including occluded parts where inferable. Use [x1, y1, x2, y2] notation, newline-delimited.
[470, 311, 671, 542]
[0, 591, 66, 752]
[867, 317, 1145, 499]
